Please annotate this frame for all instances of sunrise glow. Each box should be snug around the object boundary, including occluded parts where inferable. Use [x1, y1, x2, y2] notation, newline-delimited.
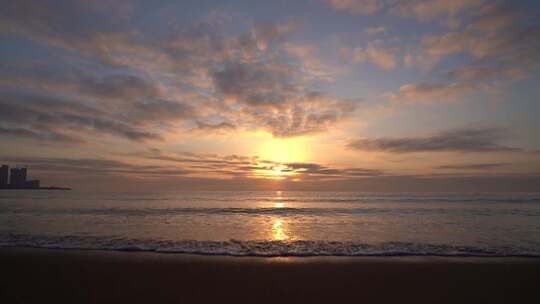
[258, 137, 309, 164]
[0, 0, 537, 192]
[1, 2, 539, 302]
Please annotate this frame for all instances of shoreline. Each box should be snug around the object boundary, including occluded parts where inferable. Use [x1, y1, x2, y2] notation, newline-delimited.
[0, 187, 71, 190]
[1, 247, 539, 303]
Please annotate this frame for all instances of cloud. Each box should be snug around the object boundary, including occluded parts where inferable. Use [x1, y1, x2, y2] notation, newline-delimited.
[284, 162, 383, 177]
[195, 121, 237, 132]
[347, 127, 519, 153]
[0, 126, 82, 144]
[438, 163, 505, 170]
[251, 20, 300, 51]
[212, 61, 298, 109]
[0, 90, 162, 143]
[212, 60, 356, 137]
[2, 156, 191, 177]
[5, 154, 537, 192]
[446, 64, 527, 82]
[388, 4, 539, 104]
[365, 26, 386, 35]
[387, 82, 473, 104]
[0, 0, 140, 62]
[1, 1, 354, 140]
[326, 0, 382, 15]
[79, 74, 159, 101]
[468, 2, 520, 34]
[75, 0, 136, 20]
[412, 2, 540, 70]
[132, 149, 382, 180]
[351, 43, 398, 70]
[389, 0, 482, 26]
[283, 42, 340, 81]
[0, 60, 204, 143]
[259, 106, 338, 138]
[129, 99, 196, 124]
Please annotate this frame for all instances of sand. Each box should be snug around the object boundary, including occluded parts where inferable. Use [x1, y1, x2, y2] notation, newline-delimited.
[1, 247, 539, 303]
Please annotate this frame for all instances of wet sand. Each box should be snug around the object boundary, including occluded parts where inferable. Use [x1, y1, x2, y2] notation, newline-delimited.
[1, 247, 539, 303]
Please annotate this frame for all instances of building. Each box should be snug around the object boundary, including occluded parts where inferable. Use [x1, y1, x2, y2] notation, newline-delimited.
[0, 165, 8, 188]
[10, 167, 27, 188]
[0, 165, 43, 189]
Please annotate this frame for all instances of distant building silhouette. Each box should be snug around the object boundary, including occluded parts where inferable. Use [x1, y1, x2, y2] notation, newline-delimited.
[0, 165, 8, 188]
[0, 165, 42, 189]
[0, 164, 68, 190]
[10, 167, 28, 188]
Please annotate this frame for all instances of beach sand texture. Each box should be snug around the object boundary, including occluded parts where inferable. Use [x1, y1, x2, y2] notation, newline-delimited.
[1, 248, 539, 303]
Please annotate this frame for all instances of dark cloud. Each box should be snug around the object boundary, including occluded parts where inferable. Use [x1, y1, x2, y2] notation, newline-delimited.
[58, 113, 162, 142]
[127, 150, 383, 180]
[1, 0, 353, 140]
[145, 153, 254, 167]
[129, 99, 196, 124]
[79, 74, 159, 101]
[261, 106, 342, 138]
[0, 0, 136, 62]
[348, 128, 519, 153]
[2, 151, 384, 182]
[195, 121, 236, 132]
[0, 90, 161, 143]
[212, 61, 298, 109]
[0, 126, 81, 144]
[283, 162, 383, 178]
[3, 153, 538, 192]
[414, 1, 540, 71]
[238, 91, 356, 138]
[438, 163, 505, 170]
[2, 157, 191, 177]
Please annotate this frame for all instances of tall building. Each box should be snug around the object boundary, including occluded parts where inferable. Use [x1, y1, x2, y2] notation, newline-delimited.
[0, 165, 42, 189]
[0, 165, 8, 188]
[10, 167, 27, 188]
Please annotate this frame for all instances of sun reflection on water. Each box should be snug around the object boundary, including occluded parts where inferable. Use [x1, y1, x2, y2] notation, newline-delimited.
[274, 202, 285, 208]
[274, 190, 285, 208]
[272, 219, 289, 241]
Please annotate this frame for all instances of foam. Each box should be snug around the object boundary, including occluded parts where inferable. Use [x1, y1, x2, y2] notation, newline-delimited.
[1, 234, 539, 257]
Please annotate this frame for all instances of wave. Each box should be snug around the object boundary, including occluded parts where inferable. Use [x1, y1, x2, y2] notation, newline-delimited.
[1, 234, 539, 257]
[2, 193, 540, 204]
[3, 206, 540, 217]
[231, 196, 540, 204]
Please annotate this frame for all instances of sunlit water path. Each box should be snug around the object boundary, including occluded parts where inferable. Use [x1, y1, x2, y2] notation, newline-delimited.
[1, 191, 540, 256]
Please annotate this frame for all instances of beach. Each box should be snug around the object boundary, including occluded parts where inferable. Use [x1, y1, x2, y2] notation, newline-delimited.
[1, 248, 539, 304]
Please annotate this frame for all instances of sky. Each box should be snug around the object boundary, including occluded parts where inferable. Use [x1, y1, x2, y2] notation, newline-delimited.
[1, 0, 539, 191]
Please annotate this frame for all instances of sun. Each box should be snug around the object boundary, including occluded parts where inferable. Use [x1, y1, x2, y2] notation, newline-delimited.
[249, 133, 311, 179]
[252, 164, 292, 179]
[258, 136, 309, 163]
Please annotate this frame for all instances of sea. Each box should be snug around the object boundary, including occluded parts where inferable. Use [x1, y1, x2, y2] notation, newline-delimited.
[1, 190, 540, 257]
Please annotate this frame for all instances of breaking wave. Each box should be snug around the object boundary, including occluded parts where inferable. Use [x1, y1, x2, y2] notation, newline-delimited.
[3, 206, 540, 217]
[1, 234, 539, 257]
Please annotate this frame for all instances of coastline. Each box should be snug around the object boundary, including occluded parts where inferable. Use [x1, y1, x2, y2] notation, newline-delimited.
[1, 247, 539, 303]
[0, 187, 71, 190]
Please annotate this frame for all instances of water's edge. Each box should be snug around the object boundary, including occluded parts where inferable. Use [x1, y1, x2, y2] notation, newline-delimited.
[2, 234, 539, 257]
